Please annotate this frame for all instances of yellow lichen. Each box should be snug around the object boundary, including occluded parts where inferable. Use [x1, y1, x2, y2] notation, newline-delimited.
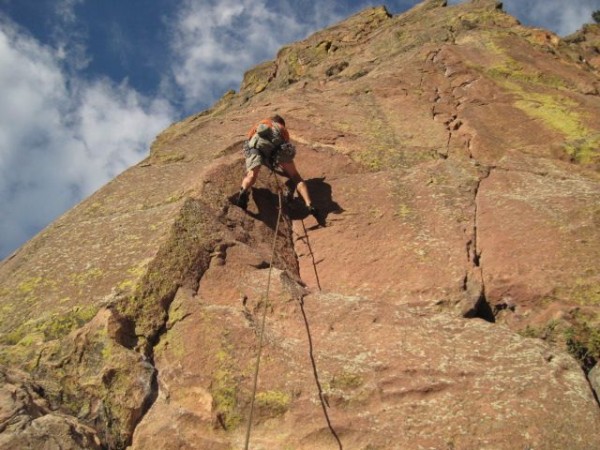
[515, 93, 585, 140]
[487, 59, 566, 89]
[394, 203, 412, 219]
[211, 343, 241, 430]
[156, 153, 186, 164]
[255, 390, 291, 416]
[0, 305, 98, 345]
[563, 134, 600, 166]
[17, 277, 43, 294]
[555, 281, 600, 306]
[477, 39, 598, 165]
[331, 371, 364, 390]
[70, 267, 103, 287]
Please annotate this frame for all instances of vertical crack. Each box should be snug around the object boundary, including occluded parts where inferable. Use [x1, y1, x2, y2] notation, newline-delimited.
[466, 137, 473, 159]
[444, 131, 452, 159]
[585, 373, 600, 409]
[463, 291, 495, 323]
[426, 44, 496, 323]
[120, 198, 225, 448]
[471, 166, 491, 267]
[462, 165, 494, 322]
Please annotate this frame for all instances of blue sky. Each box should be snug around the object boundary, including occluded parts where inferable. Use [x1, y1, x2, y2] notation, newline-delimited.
[0, 0, 597, 259]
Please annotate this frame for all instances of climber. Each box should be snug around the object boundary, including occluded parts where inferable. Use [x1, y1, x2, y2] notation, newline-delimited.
[236, 114, 325, 226]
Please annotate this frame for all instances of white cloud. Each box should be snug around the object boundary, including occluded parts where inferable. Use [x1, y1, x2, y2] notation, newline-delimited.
[1, 0, 595, 260]
[168, 0, 345, 109]
[0, 19, 174, 258]
[0, 0, 347, 258]
[448, 0, 596, 36]
[508, 0, 597, 36]
[55, 0, 83, 23]
[52, 0, 90, 70]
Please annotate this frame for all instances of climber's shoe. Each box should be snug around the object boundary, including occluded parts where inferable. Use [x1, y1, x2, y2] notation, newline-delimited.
[308, 205, 326, 227]
[237, 189, 249, 210]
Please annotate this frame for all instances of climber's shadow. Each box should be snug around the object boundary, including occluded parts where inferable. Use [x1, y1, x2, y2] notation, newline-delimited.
[284, 177, 344, 228]
[229, 177, 343, 230]
[227, 188, 283, 232]
[249, 188, 285, 230]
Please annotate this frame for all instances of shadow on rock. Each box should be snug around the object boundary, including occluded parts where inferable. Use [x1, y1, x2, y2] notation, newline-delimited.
[227, 177, 343, 230]
[285, 177, 344, 226]
[225, 188, 282, 231]
[251, 187, 286, 230]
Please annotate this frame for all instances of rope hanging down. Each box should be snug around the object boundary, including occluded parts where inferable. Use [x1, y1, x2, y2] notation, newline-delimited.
[244, 171, 342, 449]
[299, 219, 322, 291]
[244, 172, 284, 450]
[298, 295, 343, 449]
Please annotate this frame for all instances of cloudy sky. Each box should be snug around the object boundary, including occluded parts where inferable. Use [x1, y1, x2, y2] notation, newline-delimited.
[0, 0, 597, 259]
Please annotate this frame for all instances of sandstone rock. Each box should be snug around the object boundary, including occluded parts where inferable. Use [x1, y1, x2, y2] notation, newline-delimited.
[131, 271, 600, 449]
[1, 0, 600, 448]
[590, 364, 600, 400]
[565, 23, 600, 72]
[0, 368, 101, 449]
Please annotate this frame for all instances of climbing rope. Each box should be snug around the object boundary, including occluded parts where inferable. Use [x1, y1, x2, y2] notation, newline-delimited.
[289, 184, 341, 447]
[299, 219, 322, 291]
[298, 295, 343, 449]
[244, 171, 284, 450]
[244, 170, 341, 449]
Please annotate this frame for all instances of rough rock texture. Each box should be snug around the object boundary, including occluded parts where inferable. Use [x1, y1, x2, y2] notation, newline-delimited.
[1, 1, 600, 448]
[0, 368, 101, 449]
[590, 364, 600, 400]
[565, 23, 600, 72]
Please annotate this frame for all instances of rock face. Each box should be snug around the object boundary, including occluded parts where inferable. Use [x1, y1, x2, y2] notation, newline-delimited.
[1, 1, 600, 448]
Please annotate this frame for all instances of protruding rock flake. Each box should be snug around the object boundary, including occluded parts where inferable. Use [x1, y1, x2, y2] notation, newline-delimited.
[1, 1, 600, 448]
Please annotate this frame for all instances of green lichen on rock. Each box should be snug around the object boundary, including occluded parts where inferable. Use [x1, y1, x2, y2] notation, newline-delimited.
[0, 196, 227, 447]
[331, 371, 364, 390]
[486, 56, 567, 89]
[241, 61, 277, 95]
[27, 308, 156, 450]
[323, 370, 370, 408]
[564, 320, 600, 371]
[155, 152, 186, 165]
[17, 276, 44, 295]
[0, 305, 98, 346]
[283, 48, 304, 81]
[563, 134, 600, 167]
[211, 347, 242, 430]
[515, 92, 585, 139]
[116, 198, 221, 352]
[512, 90, 598, 170]
[450, 1, 515, 31]
[518, 308, 600, 373]
[478, 38, 598, 168]
[14, 276, 58, 306]
[276, 43, 333, 84]
[255, 390, 291, 416]
[352, 102, 405, 171]
[70, 267, 104, 287]
[115, 262, 150, 294]
[40, 306, 98, 341]
[554, 281, 600, 307]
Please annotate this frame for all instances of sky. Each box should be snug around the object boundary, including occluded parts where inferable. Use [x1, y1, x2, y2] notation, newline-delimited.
[0, 0, 597, 260]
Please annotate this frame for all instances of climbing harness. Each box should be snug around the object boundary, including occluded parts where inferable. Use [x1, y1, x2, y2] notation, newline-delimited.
[243, 171, 342, 450]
